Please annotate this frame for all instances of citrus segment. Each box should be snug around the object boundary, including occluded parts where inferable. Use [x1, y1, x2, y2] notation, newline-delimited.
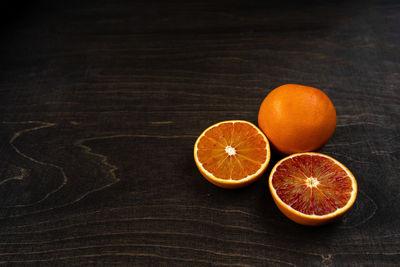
[269, 152, 357, 225]
[194, 120, 271, 188]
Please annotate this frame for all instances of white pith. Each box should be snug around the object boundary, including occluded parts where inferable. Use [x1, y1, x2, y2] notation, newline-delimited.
[194, 120, 270, 184]
[269, 152, 357, 219]
[305, 177, 319, 187]
[225, 145, 236, 156]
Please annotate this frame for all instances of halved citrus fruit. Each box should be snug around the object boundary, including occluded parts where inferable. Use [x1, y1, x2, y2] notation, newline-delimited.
[269, 152, 357, 226]
[194, 120, 271, 189]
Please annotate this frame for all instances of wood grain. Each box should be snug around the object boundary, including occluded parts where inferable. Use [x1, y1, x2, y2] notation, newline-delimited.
[0, 0, 399, 266]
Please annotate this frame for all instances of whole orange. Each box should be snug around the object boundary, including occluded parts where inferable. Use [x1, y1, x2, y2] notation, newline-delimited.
[258, 84, 336, 155]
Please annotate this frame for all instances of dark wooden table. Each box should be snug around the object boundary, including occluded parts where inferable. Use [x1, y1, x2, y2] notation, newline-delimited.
[1, 0, 399, 266]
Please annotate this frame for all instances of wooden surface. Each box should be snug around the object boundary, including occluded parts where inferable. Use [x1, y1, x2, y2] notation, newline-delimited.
[1, 0, 399, 266]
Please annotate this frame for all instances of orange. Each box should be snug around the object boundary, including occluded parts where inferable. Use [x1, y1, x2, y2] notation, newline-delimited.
[194, 120, 271, 189]
[258, 84, 336, 155]
[269, 152, 357, 226]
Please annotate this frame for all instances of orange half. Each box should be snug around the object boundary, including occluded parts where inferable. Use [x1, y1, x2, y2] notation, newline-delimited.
[269, 152, 357, 226]
[194, 120, 271, 188]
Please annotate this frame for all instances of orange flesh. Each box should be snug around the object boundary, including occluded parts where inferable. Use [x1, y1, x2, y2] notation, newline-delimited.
[271, 155, 353, 216]
[196, 122, 267, 180]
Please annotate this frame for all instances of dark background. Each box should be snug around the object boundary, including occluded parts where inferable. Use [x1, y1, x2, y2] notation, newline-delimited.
[1, 0, 399, 266]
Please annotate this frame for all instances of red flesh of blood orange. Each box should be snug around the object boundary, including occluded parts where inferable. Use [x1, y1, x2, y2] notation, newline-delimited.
[269, 152, 357, 226]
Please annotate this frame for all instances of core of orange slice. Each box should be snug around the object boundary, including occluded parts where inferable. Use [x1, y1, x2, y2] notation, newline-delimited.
[269, 152, 357, 226]
[194, 120, 271, 189]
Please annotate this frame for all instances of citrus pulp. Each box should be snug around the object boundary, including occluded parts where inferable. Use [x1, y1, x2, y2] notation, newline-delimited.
[194, 120, 271, 189]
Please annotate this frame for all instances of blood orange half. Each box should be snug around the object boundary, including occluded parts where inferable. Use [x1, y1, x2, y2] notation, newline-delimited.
[194, 120, 271, 189]
[269, 152, 357, 226]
